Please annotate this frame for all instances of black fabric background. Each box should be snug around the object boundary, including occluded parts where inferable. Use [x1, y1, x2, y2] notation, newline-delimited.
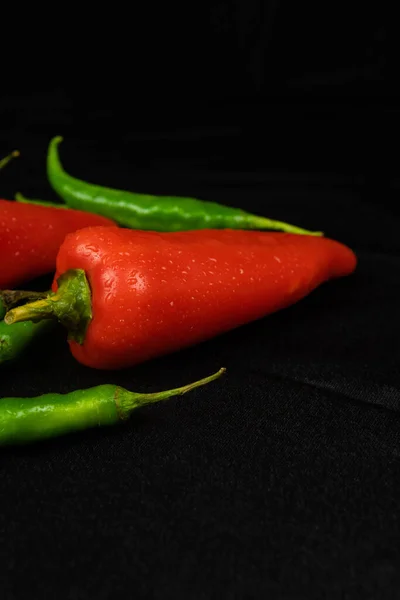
[1, 4, 399, 599]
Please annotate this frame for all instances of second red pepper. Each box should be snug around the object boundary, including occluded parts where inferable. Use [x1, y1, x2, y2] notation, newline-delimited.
[0, 199, 116, 288]
[5, 227, 357, 370]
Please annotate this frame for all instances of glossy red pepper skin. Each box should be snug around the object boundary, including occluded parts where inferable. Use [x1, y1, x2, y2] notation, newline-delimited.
[52, 227, 357, 370]
[0, 199, 116, 288]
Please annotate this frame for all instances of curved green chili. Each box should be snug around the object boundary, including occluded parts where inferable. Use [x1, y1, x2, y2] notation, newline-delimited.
[0, 367, 225, 445]
[46, 136, 323, 236]
[0, 290, 53, 366]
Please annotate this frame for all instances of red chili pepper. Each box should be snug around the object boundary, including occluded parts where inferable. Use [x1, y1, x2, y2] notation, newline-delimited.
[5, 227, 357, 370]
[0, 199, 117, 288]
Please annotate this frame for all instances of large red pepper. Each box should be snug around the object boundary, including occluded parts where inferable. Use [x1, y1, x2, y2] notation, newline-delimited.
[5, 227, 357, 370]
[0, 200, 116, 288]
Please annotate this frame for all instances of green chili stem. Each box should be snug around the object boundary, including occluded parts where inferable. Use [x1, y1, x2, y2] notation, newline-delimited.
[15, 192, 66, 209]
[0, 150, 19, 170]
[247, 215, 323, 236]
[4, 269, 92, 344]
[122, 367, 226, 414]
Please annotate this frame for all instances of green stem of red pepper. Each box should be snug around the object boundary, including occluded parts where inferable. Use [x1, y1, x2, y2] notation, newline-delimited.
[0, 290, 48, 314]
[0, 290, 54, 366]
[4, 270, 91, 344]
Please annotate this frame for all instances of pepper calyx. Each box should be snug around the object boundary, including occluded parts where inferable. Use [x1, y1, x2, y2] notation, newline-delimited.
[4, 269, 92, 345]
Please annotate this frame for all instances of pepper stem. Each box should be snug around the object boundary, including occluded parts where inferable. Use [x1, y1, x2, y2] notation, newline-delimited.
[0, 150, 19, 170]
[120, 368, 226, 416]
[4, 269, 92, 344]
[0, 290, 48, 313]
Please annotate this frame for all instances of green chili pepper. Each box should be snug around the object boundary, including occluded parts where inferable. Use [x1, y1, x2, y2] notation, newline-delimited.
[0, 150, 19, 170]
[0, 318, 53, 366]
[45, 136, 323, 236]
[0, 367, 225, 445]
[0, 290, 53, 366]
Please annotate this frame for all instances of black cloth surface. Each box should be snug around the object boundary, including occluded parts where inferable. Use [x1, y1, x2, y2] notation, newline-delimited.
[1, 118, 399, 600]
[1, 6, 399, 599]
